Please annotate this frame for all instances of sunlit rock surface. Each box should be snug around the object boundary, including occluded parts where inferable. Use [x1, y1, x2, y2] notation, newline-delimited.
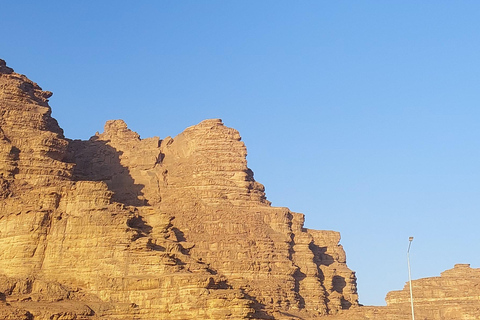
[324, 265, 480, 320]
[3, 59, 478, 320]
[0, 59, 357, 319]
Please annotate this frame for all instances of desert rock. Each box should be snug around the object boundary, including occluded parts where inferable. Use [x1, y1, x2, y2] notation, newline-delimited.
[0, 59, 357, 319]
[326, 264, 480, 320]
[3, 58, 478, 320]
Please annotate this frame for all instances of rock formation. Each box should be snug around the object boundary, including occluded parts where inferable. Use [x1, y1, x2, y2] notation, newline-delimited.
[0, 59, 358, 319]
[385, 264, 480, 320]
[325, 264, 480, 320]
[2, 59, 479, 320]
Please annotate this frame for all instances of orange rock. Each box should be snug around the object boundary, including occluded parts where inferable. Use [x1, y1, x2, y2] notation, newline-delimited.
[3, 58, 479, 320]
[0, 59, 357, 319]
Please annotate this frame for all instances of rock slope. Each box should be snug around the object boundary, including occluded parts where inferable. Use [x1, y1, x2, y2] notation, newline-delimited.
[328, 264, 480, 320]
[0, 59, 358, 319]
[385, 264, 480, 320]
[2, 59, 478, 320]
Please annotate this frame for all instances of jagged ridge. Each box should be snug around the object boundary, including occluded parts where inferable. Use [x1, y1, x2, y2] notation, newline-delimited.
[0, 59, 358, 319]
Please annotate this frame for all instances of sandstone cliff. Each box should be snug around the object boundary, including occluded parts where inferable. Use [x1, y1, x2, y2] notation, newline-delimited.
[0, 59, 358, 319]
[3, 59, 478, 320]
[324, 264, 480, 320]
[385, 263, 480, 320]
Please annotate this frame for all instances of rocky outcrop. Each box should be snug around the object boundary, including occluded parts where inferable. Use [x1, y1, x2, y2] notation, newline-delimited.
[67, 117, 359, 318]
[0, 59, 254, 319]
[385, 264, 480, 320]
[0, 59, 358, 319]
[2, 58, 479, 320]
[327, 264, 480, 320]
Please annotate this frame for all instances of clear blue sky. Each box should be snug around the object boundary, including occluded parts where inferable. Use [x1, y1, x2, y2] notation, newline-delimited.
[2, 1, 480, 306]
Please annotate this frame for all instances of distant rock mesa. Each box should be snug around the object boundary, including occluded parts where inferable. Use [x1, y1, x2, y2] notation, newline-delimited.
[328, 264, 480, 320]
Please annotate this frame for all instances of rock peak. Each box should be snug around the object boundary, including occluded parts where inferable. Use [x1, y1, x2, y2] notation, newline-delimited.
[2, 58, 478, 320]
[0, 59, 13, 74]
[94, 119, 140, 142]
[0, 61, 359, 318]
[198, 118, 223, 126]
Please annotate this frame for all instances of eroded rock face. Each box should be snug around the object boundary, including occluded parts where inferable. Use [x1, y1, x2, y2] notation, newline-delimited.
[67, 116, 359, 318]
[2, 59, 479, 320]
[327, 264, 480, 320]
[0, 60, 254, 319]
[3, 58, 479, 320]
[0, 59, 358, 319]
[385, 264, 480, 320]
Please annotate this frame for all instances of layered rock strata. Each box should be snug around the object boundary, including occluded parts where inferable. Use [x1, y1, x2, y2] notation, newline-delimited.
[1, 58, 479, 320]
[67, 116, 359, 318]
[328, 264, 480, 320]
[385, 263, 480, 320]
[0, 59, 253, 319]
[0, 59, 358, 319]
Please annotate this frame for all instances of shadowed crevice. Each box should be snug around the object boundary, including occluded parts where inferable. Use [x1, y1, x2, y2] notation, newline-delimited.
[67, 139, 147, 206]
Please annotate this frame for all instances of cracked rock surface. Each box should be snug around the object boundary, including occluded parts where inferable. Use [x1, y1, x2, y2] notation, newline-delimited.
[4, 59, 477, 320]
[0, 59, 357, 319]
